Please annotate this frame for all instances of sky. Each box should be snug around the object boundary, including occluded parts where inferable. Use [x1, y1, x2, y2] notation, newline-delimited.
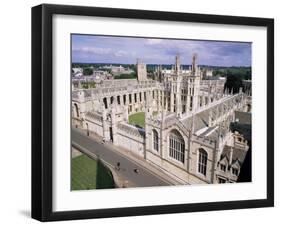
[72, 34, 251, 67]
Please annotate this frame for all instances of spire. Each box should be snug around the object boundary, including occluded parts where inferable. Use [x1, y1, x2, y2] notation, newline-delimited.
[191, 53, 198, 75]
[175, 54, 181, 74]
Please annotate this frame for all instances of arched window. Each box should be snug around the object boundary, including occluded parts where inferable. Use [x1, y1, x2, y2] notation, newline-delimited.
[169, 130, 185, 163]
[103, 97, 108, 109]
[110, 96, 114, 104]
[74, 103, 79, 117]
[153, 130, 159, 152]
[123, 95, 126, 105]
[198, 148, 208, 176]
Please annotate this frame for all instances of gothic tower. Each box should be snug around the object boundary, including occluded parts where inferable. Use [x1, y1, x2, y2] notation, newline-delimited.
[137, 59, 147, 81]
[191, 53, 198, 75]
[188, 53, 201, 112]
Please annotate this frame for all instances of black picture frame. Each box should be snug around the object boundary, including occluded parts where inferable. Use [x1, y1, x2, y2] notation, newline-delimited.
[32, 4, 274, 222]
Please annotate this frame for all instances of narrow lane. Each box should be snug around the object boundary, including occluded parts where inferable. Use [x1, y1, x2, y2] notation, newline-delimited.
[72, 128, 170, 187]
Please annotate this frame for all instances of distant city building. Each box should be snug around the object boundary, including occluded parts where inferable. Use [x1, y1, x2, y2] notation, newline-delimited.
[72, 67, 83, 77]
[72, 54, 251, 184]
[203, 68, 213, 78]
[72, 68, 113, 86]
[102, 65, 134, 75]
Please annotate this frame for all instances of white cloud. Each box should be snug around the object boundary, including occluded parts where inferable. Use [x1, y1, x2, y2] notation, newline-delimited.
[145, 39, 164, 45]
[114, 50, 128, 57]
[72, 46, 111, 55]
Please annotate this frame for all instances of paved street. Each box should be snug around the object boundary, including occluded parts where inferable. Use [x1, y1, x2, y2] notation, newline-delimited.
[72, 128, 171, 187]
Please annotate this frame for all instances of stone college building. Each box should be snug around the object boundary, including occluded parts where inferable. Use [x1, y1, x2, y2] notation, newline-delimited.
[72, 54, 251, 185]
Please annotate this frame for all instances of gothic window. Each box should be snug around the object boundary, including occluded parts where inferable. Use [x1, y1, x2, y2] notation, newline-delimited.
[103, 98, 108, 109]
[182, 105, 186, 113]
[123, 95, 126, 105]
[232, 168, 239, 176]
[169, 130, 185, 163]
[117, 96, 121, 105]
[218, 178, 226, 183]
[134, 93, 137, 103]
[153, 129, 159, 152]
[198, 148, 208, 176]
[220, 164, 226, 172]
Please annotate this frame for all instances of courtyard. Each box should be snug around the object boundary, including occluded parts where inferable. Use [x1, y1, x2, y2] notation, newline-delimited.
[128, 112, 145, 128]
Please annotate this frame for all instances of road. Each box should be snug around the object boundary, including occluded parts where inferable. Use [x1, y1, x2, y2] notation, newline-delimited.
[72, 128, 170, 187]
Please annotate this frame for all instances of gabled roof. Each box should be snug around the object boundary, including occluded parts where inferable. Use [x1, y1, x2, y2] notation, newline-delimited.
[220, 145, 247, 166]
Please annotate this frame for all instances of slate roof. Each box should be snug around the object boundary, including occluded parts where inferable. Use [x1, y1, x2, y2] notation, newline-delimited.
[117, 122, 145, 137]
[86, 111, 103, 122]
[181, 110, 209, 132]
[181, 106, 216, 133]
[235, 111, 251, 125]
[220, 145, 247, 166]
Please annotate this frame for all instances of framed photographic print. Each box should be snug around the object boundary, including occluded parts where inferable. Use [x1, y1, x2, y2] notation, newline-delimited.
[31, 4, 274, 221]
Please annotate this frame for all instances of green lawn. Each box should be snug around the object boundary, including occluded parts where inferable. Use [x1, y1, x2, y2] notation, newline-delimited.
[71, 154, 115, 190]
[128, 112, 145, 128]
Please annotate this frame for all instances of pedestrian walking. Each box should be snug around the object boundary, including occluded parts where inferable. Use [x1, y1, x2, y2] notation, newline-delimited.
[116, 162, 120, 171]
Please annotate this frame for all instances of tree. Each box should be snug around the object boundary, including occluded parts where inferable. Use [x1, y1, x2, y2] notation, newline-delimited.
[224, 75, 243, 93]
[83, 67, 93, 76]
[114, 72, 136, 79]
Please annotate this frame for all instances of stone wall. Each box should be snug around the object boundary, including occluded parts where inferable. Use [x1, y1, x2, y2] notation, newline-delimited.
[85, 112, 103, 137]
[115, 123, 145, 157]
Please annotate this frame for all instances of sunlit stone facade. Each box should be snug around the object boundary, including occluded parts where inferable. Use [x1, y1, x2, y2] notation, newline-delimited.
[72, 54, 251, 184]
